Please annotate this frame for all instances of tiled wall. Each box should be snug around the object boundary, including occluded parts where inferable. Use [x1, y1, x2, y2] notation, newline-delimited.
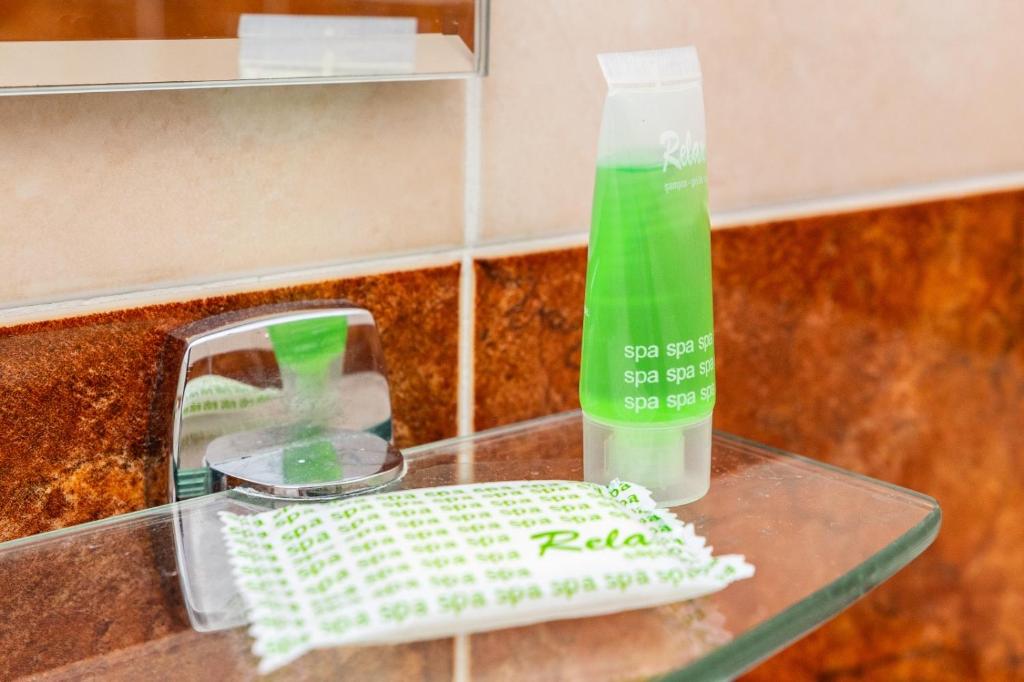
[480, 0, 1024, 239]
[3, 0, 1023, 307]
[475, 191, 1024, 680]
[0, 265, 460, 541]
[0, 82, 465, 305]
[2, 0, 1024, 679]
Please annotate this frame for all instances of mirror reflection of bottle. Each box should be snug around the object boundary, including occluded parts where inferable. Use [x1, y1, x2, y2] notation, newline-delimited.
[268, 316, 350, 483]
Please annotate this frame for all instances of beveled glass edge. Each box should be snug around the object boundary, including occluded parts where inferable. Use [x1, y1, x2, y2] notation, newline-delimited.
[0, 380, 538, 554]
[0, 68, 474, 97]
[0, 409, 940, 547]
[665, 504, 941, 681]
[0, 490, 230, 552]
[0, 411, 598, 551]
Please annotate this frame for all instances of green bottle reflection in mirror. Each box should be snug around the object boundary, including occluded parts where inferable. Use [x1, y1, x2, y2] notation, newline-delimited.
[268, 316, 350, 484]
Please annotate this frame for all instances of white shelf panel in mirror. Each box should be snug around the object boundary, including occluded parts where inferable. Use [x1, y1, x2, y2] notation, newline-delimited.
[0, 3, 488, 95]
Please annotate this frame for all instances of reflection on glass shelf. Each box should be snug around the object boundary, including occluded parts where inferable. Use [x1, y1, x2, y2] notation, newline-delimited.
[0, 410, 939, 681]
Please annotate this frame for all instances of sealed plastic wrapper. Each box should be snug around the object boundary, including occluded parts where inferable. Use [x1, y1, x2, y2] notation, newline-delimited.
[581, 46, 716, 505]
[222, 479, 753, 673]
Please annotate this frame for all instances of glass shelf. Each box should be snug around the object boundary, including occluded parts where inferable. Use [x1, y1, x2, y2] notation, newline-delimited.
[0, 410, 939, 681]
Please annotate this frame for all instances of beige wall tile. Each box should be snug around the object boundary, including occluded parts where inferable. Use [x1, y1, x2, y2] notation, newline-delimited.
[480, 0, 1024, 240]
[0, 80, 464, 306]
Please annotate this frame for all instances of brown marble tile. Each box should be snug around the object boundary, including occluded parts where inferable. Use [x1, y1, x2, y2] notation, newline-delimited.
[472, 190, 1024, 679]
[720, 193, 1024, 681]
[0, 516, 187, 679]
[474, 249, 587, 429]
[2, 473, 459, 681]
[0, 264, 460, 543]
[25, 629, 454, 682]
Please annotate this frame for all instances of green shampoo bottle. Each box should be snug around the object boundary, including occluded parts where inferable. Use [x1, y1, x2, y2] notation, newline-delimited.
[580, 47, 715, 505]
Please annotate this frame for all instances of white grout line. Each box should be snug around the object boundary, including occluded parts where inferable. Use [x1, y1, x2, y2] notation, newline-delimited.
[471, 230, 590, 259]
[0, 247, 464, 327]
[457, 258, 476, 440]
[458, 75, 482, 440]
[711, 171, 1024, 229]
[453, 634, 471, 682]
[456, 251, 476, 490]
[463, 170, 1024, 259]
[452, 75, 483, 682]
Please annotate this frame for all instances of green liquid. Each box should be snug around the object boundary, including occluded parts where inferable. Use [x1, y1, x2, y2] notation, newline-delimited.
[268, 316, 349, 380]
[580, 162, 716, 426]
[283, 426, 343, 484]
[268, 316, 350, 484]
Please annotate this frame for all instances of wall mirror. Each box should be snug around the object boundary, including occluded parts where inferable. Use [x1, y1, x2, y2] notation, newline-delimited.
[0, 0, 488, 94]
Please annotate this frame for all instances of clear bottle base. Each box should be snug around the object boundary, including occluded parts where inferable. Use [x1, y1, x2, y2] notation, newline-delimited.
[583, 413, 712, 507]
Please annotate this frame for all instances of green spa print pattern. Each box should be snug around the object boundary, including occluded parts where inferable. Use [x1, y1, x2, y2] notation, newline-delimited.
[222, 480, 753, 673]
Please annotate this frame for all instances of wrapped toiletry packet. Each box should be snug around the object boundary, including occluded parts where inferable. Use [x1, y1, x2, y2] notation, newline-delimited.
[221, 480, 754, 673]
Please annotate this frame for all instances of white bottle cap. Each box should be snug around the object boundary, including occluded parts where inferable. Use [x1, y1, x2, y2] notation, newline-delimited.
[583, 413, 712, 507]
